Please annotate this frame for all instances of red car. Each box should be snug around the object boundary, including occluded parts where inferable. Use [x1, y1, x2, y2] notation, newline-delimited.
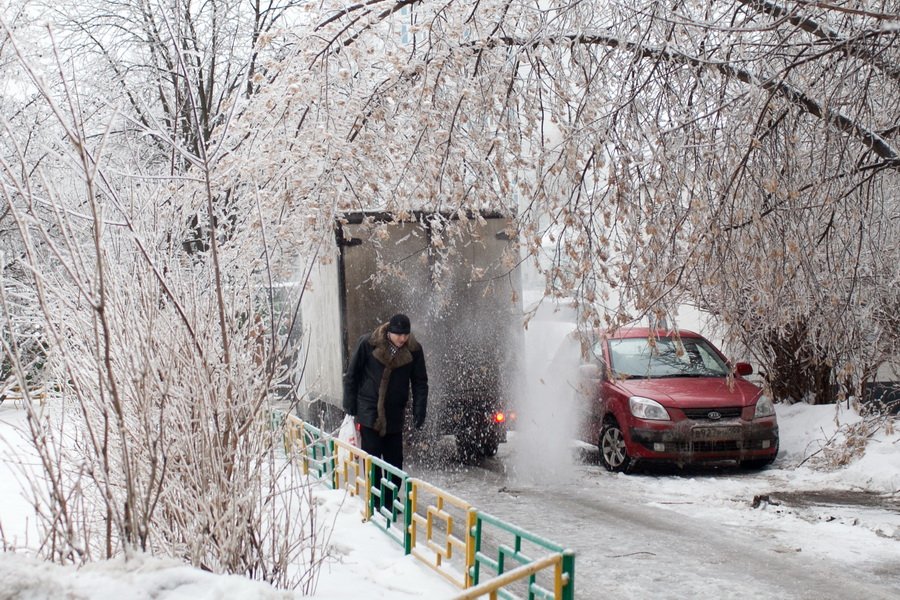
[571, 328, 778, 472]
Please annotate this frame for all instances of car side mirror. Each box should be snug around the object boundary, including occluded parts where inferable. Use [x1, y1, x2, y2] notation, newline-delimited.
[734, 362, 753, 377]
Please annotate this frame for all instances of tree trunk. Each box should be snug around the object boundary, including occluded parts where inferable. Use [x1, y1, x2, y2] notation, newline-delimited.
[765, 321, 835, 405]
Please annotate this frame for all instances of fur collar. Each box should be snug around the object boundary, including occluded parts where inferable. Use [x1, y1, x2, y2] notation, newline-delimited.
[369, 322, 420, 368]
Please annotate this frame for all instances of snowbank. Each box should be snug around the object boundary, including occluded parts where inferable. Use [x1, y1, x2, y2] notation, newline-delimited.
[777, 401, 900, 493]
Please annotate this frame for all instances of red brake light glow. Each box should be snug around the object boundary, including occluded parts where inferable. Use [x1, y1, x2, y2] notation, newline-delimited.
[493, 411, 506, 423]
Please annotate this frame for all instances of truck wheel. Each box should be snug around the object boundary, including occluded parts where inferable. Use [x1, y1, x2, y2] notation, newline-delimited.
[599, 420, 633, 473]
[457, 436, 484, 465]
[482, 440, 499, 457]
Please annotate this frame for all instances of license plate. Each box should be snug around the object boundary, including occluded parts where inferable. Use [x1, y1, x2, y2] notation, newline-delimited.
[692, 426, 741, 441]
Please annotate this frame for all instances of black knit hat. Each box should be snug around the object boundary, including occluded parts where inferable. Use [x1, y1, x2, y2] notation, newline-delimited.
[387, 313, 411, 334]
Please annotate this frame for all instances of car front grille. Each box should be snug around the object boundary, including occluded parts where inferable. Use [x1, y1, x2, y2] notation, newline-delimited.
[643, 439, 773, 453]
[689, 440, 741, 452]
[682, 407, 743, 420]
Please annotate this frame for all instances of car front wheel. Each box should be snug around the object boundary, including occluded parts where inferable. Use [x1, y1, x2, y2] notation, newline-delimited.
[599, 421, 633, 473]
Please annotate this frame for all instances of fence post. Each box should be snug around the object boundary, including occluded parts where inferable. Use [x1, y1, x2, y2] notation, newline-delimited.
[362, 455, 373, 521]
[469, 513, 483, 587]
[299, 427, 310, 475]
[561, 549, 576, 600]
[329, 438, 339, 489]
[465, 508, 477, 588]
[404, 478, 414, 555]
[368, 459, 377, 517]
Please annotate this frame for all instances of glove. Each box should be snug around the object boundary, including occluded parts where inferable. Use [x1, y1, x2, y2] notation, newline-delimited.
[414, 414, 425, 429]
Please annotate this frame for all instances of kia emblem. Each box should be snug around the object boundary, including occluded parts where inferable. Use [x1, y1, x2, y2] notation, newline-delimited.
[707, 411, 722, 420]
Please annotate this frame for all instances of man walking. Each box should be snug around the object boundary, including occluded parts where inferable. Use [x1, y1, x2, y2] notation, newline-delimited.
[343, 313, 428, 473]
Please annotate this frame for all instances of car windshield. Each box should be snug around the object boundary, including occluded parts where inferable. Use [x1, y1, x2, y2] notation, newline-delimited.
[607, 336, 730, 379]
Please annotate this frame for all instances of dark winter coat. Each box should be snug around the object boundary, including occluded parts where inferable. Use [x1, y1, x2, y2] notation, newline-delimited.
[342, 322, 428, 435]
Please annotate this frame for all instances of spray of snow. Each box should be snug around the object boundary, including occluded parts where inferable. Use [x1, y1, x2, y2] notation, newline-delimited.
[508, 301, 582, 485]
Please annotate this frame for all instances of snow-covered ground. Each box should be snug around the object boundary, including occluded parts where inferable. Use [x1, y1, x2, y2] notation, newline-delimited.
[1, 398, 898, 598]
[413, 400, 900, 600]
[0, 401, 457, 599]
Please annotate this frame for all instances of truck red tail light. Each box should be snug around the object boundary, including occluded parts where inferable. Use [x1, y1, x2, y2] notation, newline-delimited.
[493, 411, 506, 423]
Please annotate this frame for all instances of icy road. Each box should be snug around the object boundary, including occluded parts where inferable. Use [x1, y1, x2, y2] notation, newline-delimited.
[408, 436, 900, 600]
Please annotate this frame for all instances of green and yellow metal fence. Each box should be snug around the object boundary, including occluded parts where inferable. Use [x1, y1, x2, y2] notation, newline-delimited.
[471, 511, 575, 599]
[369, 454, 410, 546]
[280, 413, 575, 600]
[408, 478, 474, 589]
[332, 437, 371, 518]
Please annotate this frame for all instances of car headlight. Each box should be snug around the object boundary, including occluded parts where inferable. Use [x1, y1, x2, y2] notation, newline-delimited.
[629, 396, 670, 421]
[753, 395, 775, 419]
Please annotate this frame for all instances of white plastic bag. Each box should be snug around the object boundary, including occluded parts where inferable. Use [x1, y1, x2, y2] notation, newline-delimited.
[337, 415, 358, 447]
[336, 415, 358, 466]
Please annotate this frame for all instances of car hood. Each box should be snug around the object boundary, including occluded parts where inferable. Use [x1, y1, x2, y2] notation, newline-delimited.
[615, 377, 762, 408]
